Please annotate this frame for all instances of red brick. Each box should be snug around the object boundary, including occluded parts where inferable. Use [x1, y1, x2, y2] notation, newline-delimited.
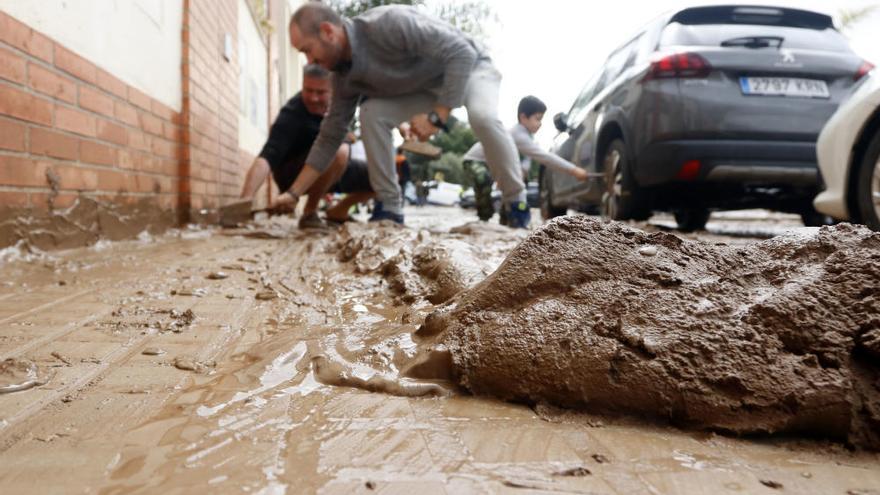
[139, 111, 163, 136]
[128, 86, 151, 111]
[128, 130, 151, 152]
[0, 117, 27, 151]
[0, 13, 52, 63]
[55, 105, 96, 137]
[151, 137, 177, 159]
[97, 168, 127, 192]
[0, 191, 29, 207]
[113, 101, 139, 127]
[54, 44, 96, 84]
[151, 99, 176, 121]
[29, 191, 78, 210]
[79, 139, 117, 166]
[117, 149, 135, 170]
[79, 86, 114, 117]
[134, 173, 156, 193]
[96, 69, 127, 99]
[28, 63, 76, 103]
[162, 122, 181, 142]
[0, 84, 53, 125]
[96, 118, 128, 146]
[0, 46, 26, 84]
[53, 163, 98, 190]
[30, 127, 79, 160]
[0, 155, 48, 187]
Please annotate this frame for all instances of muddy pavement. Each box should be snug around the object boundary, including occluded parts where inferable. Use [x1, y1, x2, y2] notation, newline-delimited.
[0, 206, 878, 493]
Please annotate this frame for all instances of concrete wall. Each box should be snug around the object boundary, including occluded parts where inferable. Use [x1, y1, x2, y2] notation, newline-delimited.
[238, 0, 269, 156]
[0, 0, 183, 112]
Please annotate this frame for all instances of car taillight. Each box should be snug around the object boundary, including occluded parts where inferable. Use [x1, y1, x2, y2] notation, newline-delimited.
[856, 61, 875, 81]
[644, 53, 712, 81]
[675, 160, 702, 181]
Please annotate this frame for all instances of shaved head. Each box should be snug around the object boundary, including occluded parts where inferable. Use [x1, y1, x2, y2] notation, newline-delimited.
[291, 3, 343, 37]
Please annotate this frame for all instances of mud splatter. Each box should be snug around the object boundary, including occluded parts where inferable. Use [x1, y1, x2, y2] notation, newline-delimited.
[173, 356, 216, 373]
[0, 358, 50, 394]
[0, 197, 175, 251]
[426, 217, 880, 449]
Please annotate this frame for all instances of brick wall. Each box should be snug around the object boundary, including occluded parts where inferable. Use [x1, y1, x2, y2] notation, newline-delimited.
[0, 11, 182, 213]
[0, 1, 270, 226]
[182, 0, 246, 220]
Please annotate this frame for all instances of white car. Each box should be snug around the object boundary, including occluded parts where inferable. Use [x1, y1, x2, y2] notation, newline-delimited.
[815, 68, 880, 230]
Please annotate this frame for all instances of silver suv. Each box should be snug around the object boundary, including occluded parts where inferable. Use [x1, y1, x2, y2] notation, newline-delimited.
[543, 5, 873, 230]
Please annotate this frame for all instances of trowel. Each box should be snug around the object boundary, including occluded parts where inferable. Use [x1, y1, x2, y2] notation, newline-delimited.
[218, 199, 255, 227]
[219, 199, 296, 227]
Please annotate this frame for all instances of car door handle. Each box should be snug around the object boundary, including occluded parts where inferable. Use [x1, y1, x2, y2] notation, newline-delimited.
[593, 102, 603, 111]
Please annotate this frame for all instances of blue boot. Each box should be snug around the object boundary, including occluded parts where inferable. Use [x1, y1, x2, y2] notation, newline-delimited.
[369, 201, 404, 224]
[505, 201, 531, 229]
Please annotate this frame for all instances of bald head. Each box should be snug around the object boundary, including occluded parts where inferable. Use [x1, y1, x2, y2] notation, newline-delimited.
[291, 3, 343, 37]
[289, 3, 349, 71]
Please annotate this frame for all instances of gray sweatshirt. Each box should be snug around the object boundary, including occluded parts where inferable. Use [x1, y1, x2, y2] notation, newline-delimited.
[463, 123, 578, 176]
[306, 6, 489, 173]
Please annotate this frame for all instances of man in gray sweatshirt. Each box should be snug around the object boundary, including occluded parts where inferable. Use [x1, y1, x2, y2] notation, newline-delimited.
[280, 3, 530, 227]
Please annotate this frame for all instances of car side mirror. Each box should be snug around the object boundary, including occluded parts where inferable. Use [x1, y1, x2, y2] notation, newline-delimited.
[553, 112, 569, 133]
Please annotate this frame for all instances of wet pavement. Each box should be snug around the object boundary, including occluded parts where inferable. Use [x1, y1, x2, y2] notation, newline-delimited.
[0, 206, 878, 494]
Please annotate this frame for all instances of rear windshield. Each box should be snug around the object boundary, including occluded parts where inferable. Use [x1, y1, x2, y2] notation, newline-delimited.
[659, 24, 852, 52]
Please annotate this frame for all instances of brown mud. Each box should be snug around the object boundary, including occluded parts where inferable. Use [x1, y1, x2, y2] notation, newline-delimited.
[0, 196, 176, 251]
[0, 358, 50, 394]
[421, 216, 880, 449]
[1, 208, 879, 493]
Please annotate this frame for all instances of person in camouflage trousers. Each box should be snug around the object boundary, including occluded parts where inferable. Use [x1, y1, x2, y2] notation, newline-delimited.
[464, 159, 495, 221]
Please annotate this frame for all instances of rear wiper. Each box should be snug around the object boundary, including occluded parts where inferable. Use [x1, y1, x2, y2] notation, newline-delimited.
[720, 36, 785, 49]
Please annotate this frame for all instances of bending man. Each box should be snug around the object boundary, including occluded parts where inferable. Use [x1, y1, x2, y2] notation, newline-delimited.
[280, 3, 531, 228]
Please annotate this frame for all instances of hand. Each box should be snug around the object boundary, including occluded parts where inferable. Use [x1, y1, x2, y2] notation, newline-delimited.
[572, 167, 589, 182]
[410, 113, 438, 141]
[270, 191, 299, 213]
[398, 123, 414, 141]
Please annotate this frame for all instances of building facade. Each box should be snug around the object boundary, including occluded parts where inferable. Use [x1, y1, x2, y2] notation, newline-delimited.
[0, 0, 304, 236]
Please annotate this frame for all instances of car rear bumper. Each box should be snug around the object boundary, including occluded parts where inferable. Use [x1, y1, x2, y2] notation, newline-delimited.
[635, 139, 820, 187]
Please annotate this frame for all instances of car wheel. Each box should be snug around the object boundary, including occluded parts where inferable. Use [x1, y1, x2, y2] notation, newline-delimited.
[674, 208, 711, 232]
[540, 168, 567, 220]
[856, 129, 880, 231]
[600, 139, 646, 221]
[799, 207, 835, 227]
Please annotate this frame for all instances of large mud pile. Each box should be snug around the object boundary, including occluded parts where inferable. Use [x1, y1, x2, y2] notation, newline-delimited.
[422, 216, 880, 449]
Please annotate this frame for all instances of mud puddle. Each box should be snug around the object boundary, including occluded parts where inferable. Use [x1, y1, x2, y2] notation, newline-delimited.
[1, 207, 879, 493]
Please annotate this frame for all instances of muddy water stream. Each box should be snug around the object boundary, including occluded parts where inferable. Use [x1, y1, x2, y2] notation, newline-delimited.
[0, 208, 878, 494]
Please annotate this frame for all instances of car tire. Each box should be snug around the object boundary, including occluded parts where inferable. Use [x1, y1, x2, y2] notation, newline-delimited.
[856, 129, 880, 231]
[674, 208, 711, 232]
[799, 207, 835, 227]
[540, 168, 567, 220]
[600, 139, 647, 221]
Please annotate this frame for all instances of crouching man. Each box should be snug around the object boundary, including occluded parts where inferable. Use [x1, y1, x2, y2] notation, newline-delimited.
[240, 64, 373, 228]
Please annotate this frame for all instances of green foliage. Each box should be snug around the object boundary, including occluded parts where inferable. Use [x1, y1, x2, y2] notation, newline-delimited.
[839, 5, 879, 32]
[326, 0, 495, 38]
[430, 119, 477, 156]
[428, 152, 467, 185]
[328, 0, 424, 19]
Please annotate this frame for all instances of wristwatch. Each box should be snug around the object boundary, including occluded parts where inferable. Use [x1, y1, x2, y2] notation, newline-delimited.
[427, 111, 449, 132]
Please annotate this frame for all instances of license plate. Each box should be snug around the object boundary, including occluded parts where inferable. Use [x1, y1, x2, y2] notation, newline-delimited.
[740, 77, 830, 98]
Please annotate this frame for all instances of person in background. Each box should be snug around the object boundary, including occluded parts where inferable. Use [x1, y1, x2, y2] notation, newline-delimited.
[239, 64, 373, 228]
[463, 95, 588, 222]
